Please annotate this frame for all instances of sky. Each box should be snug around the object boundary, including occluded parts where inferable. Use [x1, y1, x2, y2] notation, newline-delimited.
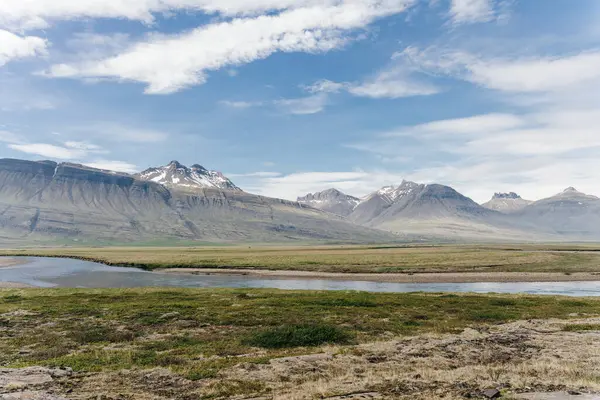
[1, 0, 600, 203]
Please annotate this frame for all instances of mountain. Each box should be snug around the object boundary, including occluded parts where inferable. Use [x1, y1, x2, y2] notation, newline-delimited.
[0, 158, 396, 245]
[136, 161, 240, 192]
[482, 192, 532, 213]
[515, 187, 600, 239]
[297, 189, 360, 216]
[349, 182, 535, 241]
[350, 181, 423, 225]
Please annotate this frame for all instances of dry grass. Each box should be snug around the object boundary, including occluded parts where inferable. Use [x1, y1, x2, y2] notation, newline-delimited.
[1, 288, 600, 399]
[3, 244, 600, 273]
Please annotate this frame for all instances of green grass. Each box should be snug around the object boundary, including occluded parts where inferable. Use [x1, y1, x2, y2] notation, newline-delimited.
[244, 324, 352, 348]
[1, 288, 599, 378]
[562, 323, 600, 332]
[3, 243, 600, 273]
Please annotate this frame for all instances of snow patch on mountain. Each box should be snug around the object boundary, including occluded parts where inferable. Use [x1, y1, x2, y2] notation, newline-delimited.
[136, 161, 241, 192]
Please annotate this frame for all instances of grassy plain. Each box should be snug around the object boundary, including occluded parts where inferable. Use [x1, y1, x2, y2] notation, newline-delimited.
[1, 288, 600, 399]
[2, 244, 600, 273]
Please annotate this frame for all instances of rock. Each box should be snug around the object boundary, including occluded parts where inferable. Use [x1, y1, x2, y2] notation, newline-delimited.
[482, 389, 501, 399]
[0, 391, 68, 400]
[516, 393, 600, 400]
[0, 367, 56, 388]
[325, 392, 382, 399]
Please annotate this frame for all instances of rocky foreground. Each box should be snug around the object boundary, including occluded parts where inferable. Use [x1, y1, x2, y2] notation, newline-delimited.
[1, 318, 599, 399]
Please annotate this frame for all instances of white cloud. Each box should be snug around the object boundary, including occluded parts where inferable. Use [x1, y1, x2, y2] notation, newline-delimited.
[306, 51, 442, 99]
[248, 171, 376, 200]
[347, 74, 440, 98]
[64, 141, 104, 151]
[384, 113, 527, 137]
[449, 0, 494, 25]
[44, 1, 413, 93]
[219, 100, 264, 109]
[402, 47, 600, 94]
[228, 171, 282, 178]
[0, 131, 24, 144]
[0, 0, 416, 31]
[304, 79, 346, 94]
[83, 160, 139, 173]
[275, 94, 328, 115]
[0, 30, 47, 67]
[8, 143, 89, 159]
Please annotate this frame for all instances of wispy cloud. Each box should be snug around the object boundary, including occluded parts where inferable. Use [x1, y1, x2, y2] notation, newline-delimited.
[8, 140, 105, 160]
[219, 100, 264, 109]
[83, 159, 138, 173]
[42, 1, 414, 94]
[275, 94, 329, 115]
[448, 0, 495, 25]
[306, 50, 442, 99]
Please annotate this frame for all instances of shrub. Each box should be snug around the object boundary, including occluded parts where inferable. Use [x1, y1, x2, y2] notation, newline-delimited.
[244, 324, 352, 349]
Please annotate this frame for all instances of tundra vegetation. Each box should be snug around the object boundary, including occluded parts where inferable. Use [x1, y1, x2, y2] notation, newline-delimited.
[1, 288, 600, 399]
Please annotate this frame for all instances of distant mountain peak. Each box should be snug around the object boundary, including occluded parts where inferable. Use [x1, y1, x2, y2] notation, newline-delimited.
[563, 187, 579, 193]
[297, 188, 360, 216]
[483, 192, 532, 213]
[492, 192, 522, 199]
[136, 161, 240, 192]
[373, 180, 421, 203]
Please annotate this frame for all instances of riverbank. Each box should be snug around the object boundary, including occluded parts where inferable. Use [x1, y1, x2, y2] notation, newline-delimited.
[1, 288, 600, 399]
[0, 281, 34, 288]
[0, 257, 25, 269]
[161, 268, 600, 283]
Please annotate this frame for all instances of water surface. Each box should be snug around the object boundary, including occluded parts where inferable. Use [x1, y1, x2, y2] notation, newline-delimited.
[1, 257, 599, 296]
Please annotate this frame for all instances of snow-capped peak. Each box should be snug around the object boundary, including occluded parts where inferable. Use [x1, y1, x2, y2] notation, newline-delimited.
[372, 180, 421, 203]
[135, 161, 241, 192]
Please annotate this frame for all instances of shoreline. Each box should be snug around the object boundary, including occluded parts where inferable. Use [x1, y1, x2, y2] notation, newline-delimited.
[159, 268, 600, 283]
[0, 281, 35, 288]
[0, 257, 26, 269]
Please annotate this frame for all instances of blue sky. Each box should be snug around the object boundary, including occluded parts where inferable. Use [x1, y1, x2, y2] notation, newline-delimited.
[1, 0, 600, 202]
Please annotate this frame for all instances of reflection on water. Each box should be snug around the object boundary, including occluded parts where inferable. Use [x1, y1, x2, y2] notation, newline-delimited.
[1, 257, 599, 296]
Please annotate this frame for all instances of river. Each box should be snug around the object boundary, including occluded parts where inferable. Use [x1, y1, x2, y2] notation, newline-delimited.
[1, 257, 599, 296]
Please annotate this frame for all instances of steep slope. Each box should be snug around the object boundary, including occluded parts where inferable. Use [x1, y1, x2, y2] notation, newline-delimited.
[136, 161, 240, 192]
[350, 181, 423, 225]
[297, 189, 360, 216]
[516, 188, 600, 239]
[482, 192, 532, 213]
[350, 182, 537, 241]
[0, 159, 396, 245]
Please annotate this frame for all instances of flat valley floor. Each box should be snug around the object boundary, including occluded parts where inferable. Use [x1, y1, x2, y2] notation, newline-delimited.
[1, 245, 600, 399]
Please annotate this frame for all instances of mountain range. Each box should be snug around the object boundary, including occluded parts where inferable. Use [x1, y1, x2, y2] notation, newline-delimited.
[298, 183, 600, 241]
[0, 159, 394, 245]
[1, 157, 600, 245]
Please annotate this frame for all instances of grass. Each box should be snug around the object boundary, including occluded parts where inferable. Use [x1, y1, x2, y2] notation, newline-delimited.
[244, 324, 352, 349]
[562, 323, 600, 332]
[3, 243, 600, 273]
[1, 287, 600, 377]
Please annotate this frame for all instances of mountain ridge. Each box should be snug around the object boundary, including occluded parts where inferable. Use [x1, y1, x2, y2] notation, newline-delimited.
[0, 158, 396, 245]
[135, 161, 241, 192]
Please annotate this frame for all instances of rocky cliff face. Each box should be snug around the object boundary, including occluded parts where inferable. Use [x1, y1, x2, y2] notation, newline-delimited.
[482, 192, 532, 213]
[297, 188, 360, 216]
